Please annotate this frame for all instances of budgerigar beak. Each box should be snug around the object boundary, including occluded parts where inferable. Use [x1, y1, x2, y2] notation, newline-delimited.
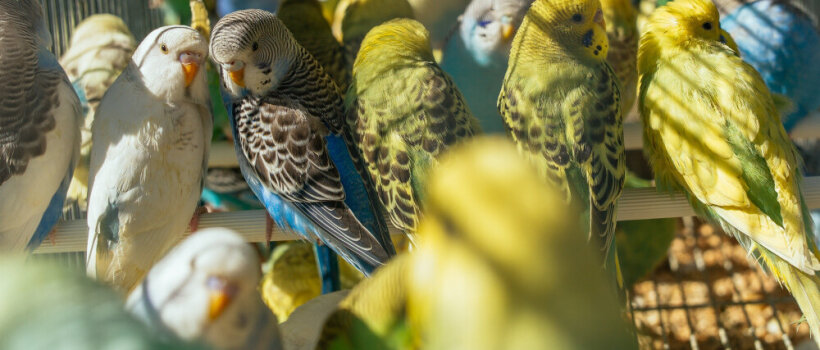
[180, 52, 202, 87]
[223, 61, 246, 88]
[207, 276, 237, 321]
[501, 24, 515, 41]
[594, 9, 606, 29]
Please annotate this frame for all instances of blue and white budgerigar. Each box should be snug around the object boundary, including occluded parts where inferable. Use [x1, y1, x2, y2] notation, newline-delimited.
[720, 0, 820, 131]
[210, 10, 395, 277]
[0, 0, 82, 252]
[60, 14, 137, 210]
[127, 228, 282, 350]
[440, 0, 532, 133]
[86, 25, 212, 293]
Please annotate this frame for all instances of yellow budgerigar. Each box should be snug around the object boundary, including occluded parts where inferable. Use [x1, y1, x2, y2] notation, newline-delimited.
[600, 0, 638, 119]
[317, 137, 635, 350]
[497, 0, 626, 286]
[639, 0, 820, 343]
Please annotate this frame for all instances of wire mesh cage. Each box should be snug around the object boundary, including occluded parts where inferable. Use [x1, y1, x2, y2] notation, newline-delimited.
[39, 0, 164, 57]
[630, 218, 813, 349]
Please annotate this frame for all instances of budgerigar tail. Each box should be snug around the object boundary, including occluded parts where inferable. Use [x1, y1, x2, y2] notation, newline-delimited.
[758, 246, 820, 343]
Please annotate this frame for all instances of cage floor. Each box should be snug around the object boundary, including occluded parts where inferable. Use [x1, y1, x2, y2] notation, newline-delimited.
[630, 217, 815, 349]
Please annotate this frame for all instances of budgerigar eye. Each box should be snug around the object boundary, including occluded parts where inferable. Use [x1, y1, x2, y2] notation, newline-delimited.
[572, 13, 583, 23]
[252, 42, 259, 51]
[702, 22, 712, 30]
[160, 44, 168, 53]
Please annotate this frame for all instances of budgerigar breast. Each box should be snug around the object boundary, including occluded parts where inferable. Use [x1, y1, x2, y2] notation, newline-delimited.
[234, 95, 345, 203]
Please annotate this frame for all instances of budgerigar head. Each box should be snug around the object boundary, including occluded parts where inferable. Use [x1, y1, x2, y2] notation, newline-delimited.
[1, 0, 51, 49]
[645, 0, 721, 47]
[210, 9, 297, 97]
[460, 0, 532, 67]
[525, 0, 609, 61]
[131, 26, 208, 103]
[69, 14, 134, 47]
[354, 19, 434, 74]
[126, 228, 272, 348]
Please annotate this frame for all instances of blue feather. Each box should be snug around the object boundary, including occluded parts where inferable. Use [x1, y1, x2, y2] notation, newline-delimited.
[313, 243, 340, 293]
[216, 0, 280, 17]
[721, 0, 820, 131]
[26, 155, 75, 250]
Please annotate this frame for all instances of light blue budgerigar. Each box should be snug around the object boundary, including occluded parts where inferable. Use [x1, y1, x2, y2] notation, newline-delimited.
[217, 0, 281, 16]
[440, 0, 532, 133]
[721, 0, 820, 131]
[0, 0, 82, 252]
[210, 9, 396, 277]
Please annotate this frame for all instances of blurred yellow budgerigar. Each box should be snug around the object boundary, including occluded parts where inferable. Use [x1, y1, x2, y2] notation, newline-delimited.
[638, 0, 820, 343]
[317, 137, 636, 350]
[332, 0, 414, 75]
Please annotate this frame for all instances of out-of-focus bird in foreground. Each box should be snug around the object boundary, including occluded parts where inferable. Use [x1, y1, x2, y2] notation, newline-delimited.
[127, 228, 282, 350]
[720, 0, 820, 132]
[639, 0, 820, 343]
[319, 137, 636, 350]
[60, 14, 136, 211]
[0, 256, 205, 350]
[440, 0, 532, 134]
[86, 25, 212, 293]
[347, 18, 480, 239]
[498, 0, 626, 289]
[0, 0, 81, 252]
[210, 10, 396, 279]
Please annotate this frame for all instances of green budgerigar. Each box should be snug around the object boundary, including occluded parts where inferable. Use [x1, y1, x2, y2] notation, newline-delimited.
[279, 0, 349, 92]
[346, 18, 480, 238]
[498, 0, 626, 283]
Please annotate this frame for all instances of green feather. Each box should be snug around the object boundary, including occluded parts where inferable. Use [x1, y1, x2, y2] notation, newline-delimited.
[725, 122, 784, 227]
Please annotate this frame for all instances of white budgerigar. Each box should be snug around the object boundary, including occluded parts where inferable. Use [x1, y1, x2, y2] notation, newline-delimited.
[127, 228, 283, 350]
[86, 25, 212, 293]
[440, 0, 532, 133]
[0, 0, 82, 252]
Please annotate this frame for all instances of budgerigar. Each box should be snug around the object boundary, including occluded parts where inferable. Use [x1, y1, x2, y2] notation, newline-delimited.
[0, 256, 205, 350]
[332, 0, 414, 75]
[202, 167, 263, 211]
[0, 0, 82, 252]
[260, 241, 363, 322]
[279, 0, 349, 92]
[60, 14, 136, 210]
[86, 25, 212, 293]
[600, 0, 638, 119]
[127, 228, 282, 350]
[319, 137, 635, 350]
[347, 18, 480, 237]
[720, 0, 820, 132]
[440, 0, 532, 133]
[638, 0, 820, 342]
[210, 10, 396, 278]
[409, 137, 635, 350]
[497, 0, 626, 286]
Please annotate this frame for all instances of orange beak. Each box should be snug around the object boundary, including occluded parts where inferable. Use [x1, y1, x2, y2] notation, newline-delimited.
[501, 24, 515, 41]
[182, 62, 199, 87]
[208, 289, 232, 321]
[229, 68, 245, 88]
